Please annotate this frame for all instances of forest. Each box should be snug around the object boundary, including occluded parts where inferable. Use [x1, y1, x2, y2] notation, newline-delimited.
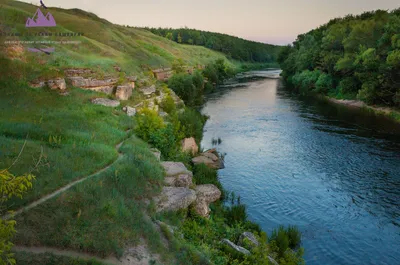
[278, 9, 400, 107]
[146, 27, 280, 63]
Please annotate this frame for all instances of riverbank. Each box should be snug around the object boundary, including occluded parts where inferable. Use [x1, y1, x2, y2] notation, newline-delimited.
[324, 97, 400, 123]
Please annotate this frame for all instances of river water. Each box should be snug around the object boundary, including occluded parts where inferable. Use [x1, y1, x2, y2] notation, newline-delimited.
[200, 70, 400, 265]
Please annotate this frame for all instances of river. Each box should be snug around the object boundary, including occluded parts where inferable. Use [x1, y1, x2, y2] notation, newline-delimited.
[200, 70, 400, 265]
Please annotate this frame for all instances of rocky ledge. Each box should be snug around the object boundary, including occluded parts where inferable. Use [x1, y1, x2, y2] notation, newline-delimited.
[192, 149, 225, 169]
[154, 161, 222, 217]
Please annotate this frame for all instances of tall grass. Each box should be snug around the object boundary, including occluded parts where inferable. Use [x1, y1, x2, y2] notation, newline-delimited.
[14, 136, 166, 258]
[0, 79, 132, 210]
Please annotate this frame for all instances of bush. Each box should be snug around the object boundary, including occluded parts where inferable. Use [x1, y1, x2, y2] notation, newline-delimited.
[134, 108, 165, 142]
[149, 124, 178, 159]
[270, 225, 302, 258]
[178, 108, 207, 144]
[160, 94, 176, 114]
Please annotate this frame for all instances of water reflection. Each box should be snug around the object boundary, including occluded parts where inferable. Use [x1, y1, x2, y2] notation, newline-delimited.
[201, 72, 400, 265]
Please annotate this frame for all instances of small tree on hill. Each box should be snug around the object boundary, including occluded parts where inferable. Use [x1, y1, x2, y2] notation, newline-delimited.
[0, 141, 36, 265]
[0, 169, 35, 265]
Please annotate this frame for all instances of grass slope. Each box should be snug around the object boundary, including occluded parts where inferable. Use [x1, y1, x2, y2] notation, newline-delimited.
[0, 0, 235, 79]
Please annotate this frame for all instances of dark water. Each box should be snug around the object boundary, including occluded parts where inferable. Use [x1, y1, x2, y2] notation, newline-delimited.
[200, 70, 400, 265]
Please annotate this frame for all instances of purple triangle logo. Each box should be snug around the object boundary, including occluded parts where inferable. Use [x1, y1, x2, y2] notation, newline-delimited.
[26, 8, 56, 27]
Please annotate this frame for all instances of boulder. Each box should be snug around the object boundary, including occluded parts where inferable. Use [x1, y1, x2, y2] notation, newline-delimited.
[154, 187, 196, 212]
[164, 177, 176, 186]
[238, 232, 259, 248]
[194, 184, 221, 217]
[192, 156, 224, 169]
[202, 151, 218, 161]
[192, 150, 224, 169]
[47, 78, 66, 90]
[123, 106, 136, 117]
[161, 162, 192, 177]
[140, 85, 156, 96]
[150, 148, 161, 161]
[164, 174, 193, 188]
[115, 85, 132, 100]
[221, 239, 250, 255]
[181, 137, 199, 155]
[91, 98, 120, 107]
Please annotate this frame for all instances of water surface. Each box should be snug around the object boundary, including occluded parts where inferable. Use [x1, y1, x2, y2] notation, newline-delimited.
[200, 70, 400, 265]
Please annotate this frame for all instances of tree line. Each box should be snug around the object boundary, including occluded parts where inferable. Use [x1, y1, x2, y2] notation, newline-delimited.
[278, 9, 400, 107]
[145, 27, 280, 63]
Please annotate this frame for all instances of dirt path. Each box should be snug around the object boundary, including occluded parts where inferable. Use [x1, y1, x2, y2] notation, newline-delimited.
[14, 242, 160, 265]
[13, 246, 120, 265]
[3, 133, 131, 220]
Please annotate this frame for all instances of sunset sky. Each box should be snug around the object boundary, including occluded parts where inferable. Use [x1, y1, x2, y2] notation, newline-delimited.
[22, 0, 399, 45]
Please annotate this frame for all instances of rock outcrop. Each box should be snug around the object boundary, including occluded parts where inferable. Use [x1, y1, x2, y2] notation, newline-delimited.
[64, 68, 93, 77]
[154, 187, 196, 212]
[127, 76, 137, 89]
[47, 78, 67, 90]
[67, 76, 117, 94]
[162, 162, 193, 188]
[123, 106, 136, 117]
[238, 232, 259, 248]
[194, 184, 221, 217]
[140, 85, 156, 97]
[181, 137, 199, 155]
[221, 239, 251, 255]
[161, 162, 192, 177]
[91, 98, 120, 107]
[115, 85, 132, 100]
[28, 80, 46, 88]
[192, 149, 224, 169]
[164, 174, 193, 188]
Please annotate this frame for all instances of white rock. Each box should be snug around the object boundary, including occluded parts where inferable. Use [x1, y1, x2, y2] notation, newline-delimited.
[91, 98, 120, 107]
[154, 187, 196, 212]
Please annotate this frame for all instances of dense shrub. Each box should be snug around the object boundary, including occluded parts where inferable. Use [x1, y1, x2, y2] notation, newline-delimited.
[134, 108, 165, 142]
[178, 108, 207, 144]
[160, 94, 176, 114]
[149, 124, 178, 159]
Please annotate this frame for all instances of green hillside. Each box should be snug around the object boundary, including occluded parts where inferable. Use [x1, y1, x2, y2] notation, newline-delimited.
[147, 27, 280, 62]
[0, 0, 240, 80]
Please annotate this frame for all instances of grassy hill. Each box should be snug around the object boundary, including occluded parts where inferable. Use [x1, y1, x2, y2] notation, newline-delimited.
[0, 0, 248, 81]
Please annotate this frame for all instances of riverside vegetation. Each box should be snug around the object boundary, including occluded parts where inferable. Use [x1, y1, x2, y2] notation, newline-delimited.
[0, 0, 304, 264]
[278, 9, 400, 121]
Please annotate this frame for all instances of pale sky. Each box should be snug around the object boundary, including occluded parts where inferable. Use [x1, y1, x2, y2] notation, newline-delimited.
[22, 0, 399, 45]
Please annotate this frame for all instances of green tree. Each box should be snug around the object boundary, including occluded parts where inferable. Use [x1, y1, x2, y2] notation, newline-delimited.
[172, 59, 185, 74]
[166, 32, 173, 40]
[1, 168, 35, 265]
[134, 108, 165, 142]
